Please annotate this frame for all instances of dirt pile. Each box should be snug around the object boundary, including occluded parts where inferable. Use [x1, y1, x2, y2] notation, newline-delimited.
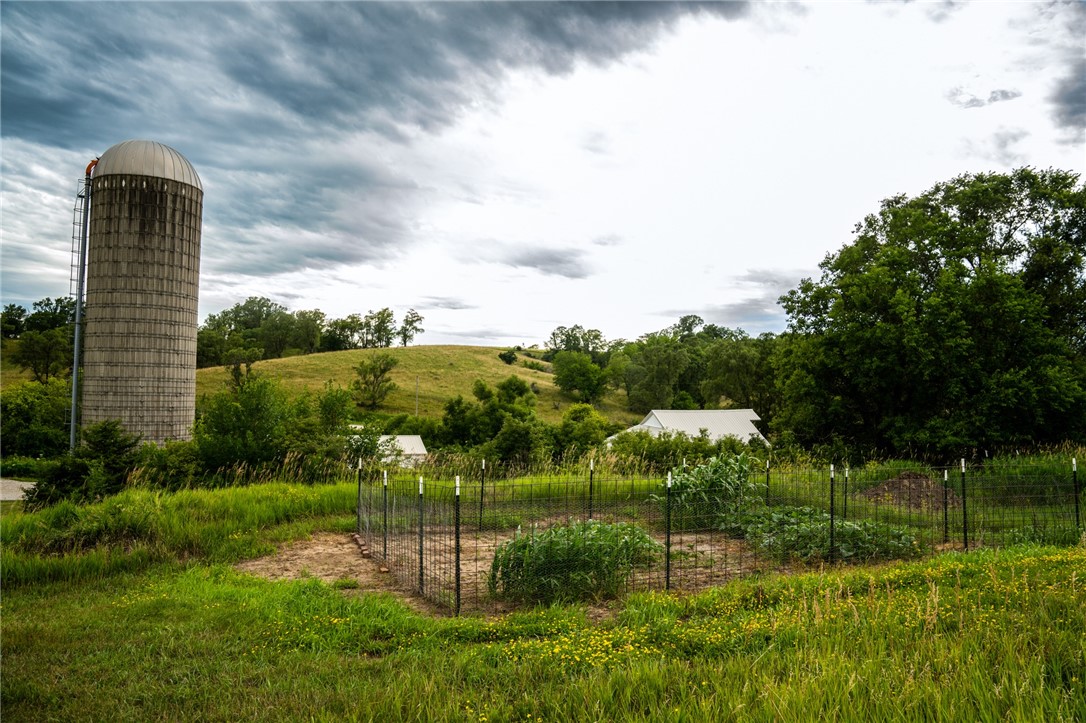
[857, 470, 961, 512]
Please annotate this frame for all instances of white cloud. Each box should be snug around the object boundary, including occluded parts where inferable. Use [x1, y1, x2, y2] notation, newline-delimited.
[1, 2, 1081, 347]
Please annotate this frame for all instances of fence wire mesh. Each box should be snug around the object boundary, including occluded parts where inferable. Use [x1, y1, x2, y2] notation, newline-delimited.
[357, 459, 1082, 613]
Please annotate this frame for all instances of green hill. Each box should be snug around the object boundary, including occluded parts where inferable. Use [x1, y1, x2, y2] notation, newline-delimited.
[0, 339, 34, 389]
[195, 345, 641, 427]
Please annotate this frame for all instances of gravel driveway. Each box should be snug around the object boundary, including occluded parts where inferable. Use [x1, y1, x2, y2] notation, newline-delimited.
[1, 479, 34, 501]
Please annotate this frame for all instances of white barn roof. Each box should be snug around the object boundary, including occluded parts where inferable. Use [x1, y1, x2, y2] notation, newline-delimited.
[379, 435, 428, 457]
[620, 409, 768, 445]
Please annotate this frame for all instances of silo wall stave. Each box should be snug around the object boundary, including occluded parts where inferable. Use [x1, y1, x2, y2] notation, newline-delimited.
[82, 169, 203, 443]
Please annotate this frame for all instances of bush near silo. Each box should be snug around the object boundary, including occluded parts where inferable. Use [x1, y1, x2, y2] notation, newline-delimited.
[23, 420, 141, 510]
[193, 373, 355, 476]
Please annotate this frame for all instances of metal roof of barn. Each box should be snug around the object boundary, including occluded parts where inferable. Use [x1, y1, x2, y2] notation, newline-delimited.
[623, 409, 768, 445]
[379, 435, 428, 456]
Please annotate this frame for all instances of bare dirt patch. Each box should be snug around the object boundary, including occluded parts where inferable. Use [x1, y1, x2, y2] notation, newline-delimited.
[858, 470, 962, 512]
[234, 533, 447, 616]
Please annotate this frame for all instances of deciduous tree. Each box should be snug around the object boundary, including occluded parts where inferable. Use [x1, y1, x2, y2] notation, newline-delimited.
[1, 304, 27, 339]
[11, 328, 72, 382]
[775, 167, 1086, 454]
[352, 353, 399, 409]
[552, 350, 607, 403]
[398, 309, 424, 346]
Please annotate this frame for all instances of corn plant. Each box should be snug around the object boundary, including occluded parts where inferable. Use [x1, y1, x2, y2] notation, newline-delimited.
[653, 452, 763, 531]
[487, 520, 661, 603]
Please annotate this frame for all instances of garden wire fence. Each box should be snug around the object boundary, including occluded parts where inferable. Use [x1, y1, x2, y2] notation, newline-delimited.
[356, 458, 1082, 614]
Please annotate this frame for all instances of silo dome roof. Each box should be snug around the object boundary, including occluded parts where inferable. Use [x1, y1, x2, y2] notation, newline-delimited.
[94, 139, 202, 190]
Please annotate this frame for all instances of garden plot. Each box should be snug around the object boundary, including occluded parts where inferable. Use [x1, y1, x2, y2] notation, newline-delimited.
[239, 520, 783, 614]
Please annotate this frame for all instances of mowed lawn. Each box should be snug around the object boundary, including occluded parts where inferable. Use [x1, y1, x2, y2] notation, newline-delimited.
[2, 482, 1084, 722]
[196, 345, 641, 426]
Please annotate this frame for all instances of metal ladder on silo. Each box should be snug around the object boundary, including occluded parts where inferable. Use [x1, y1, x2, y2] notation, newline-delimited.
[67, 175, 91, 450]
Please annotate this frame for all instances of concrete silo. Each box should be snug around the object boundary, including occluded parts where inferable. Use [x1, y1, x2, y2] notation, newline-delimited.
[80, 140, 203, 443]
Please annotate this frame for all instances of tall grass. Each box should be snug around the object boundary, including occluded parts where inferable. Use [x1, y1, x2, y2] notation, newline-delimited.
[1, 482, 357, 587]
[2, 545, 1083, 720]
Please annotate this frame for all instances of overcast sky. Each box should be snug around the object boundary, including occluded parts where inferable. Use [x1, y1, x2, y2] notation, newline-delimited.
[2, 1, 1083, 347]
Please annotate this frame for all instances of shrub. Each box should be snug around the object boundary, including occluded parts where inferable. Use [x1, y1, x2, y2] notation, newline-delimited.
[741, 506, 923, 564]
[22, 420, 141, 510]
[22, 456, 90, 510]
[0, 378, 71, 458]
[131, 440, 204, 491]
[498, 350, 517, 365]
[488, 520, 661, 603]
[0, 456, 55, 480]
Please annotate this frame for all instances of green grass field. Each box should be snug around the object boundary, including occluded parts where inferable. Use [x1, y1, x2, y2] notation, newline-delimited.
[2, 481, 1084, 721]
[195, 345, 641, 427]
[0, 338, 33, 388]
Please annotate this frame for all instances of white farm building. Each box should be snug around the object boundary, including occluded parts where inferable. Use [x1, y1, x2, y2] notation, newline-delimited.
[613, 409, 768, 446]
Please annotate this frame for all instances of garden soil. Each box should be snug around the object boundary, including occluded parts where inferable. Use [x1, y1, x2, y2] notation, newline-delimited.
[234, 533, 449, 617]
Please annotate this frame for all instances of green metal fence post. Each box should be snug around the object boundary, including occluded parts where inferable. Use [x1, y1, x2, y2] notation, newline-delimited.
[829, 464, 836, 564]
[665, 471, 672, 591]
[418, 476, 424, 595]
[455, 475, 461, 617]
[960, 459, 969, 551]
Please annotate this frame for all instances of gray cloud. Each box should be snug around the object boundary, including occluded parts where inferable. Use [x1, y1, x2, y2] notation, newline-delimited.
[580, 130, 611, 155]
[432, 326, 536, 345]
[0, 2, 750, 284]
[662, 268, 808, 333]
[500, 247, 592, 279]
[961, 127, 1030, 166]
[1050, 57, 1085, 142]
[987, 89, 1022, 104]
[922, 0, 965, 23]
[592, 234, 623, 247]
[420, 296, 476, 311]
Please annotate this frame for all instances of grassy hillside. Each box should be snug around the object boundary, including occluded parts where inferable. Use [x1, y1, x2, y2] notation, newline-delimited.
[196, 345, 641, 427]
[0, 339, 34, 389]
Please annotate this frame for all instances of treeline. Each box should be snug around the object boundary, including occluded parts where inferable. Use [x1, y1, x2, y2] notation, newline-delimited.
[196, 297, 424, 367]
[1, 295, 426, 377]
[545, 319, 776, 416]
[542, 168, 1086, 458]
